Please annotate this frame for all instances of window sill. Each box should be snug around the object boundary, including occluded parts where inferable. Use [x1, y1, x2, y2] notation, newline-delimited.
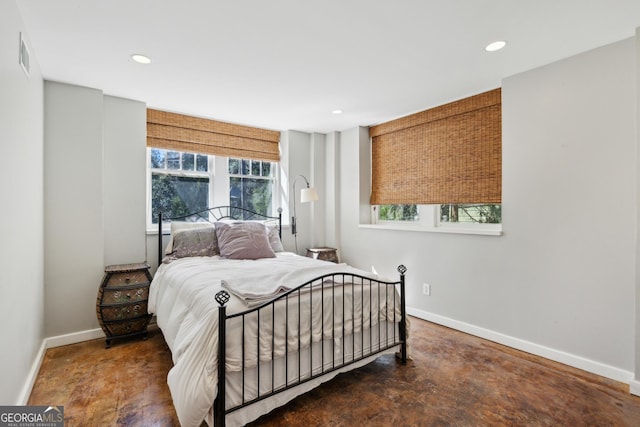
[358, 223, 502, 236]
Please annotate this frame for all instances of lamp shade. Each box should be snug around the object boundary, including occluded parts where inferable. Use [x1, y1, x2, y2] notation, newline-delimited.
[300, 187, 319, 203]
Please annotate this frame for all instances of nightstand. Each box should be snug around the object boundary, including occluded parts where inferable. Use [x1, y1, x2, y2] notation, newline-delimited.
[306, 247, 339, 263]
[96, 263, 153, 348]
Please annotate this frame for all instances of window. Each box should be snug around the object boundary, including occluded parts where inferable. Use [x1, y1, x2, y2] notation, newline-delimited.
[369, 89, 502, 207]
[376, 203, 502, 224]
[377, 204, 418, 221]
[149, 148, 210, 224]
[440, 204, 501, 224]
[369, 89, 502, 235]
[373, 203, 502, 234]
[228, 158, 274, 219]
[148, 149, 277, 228]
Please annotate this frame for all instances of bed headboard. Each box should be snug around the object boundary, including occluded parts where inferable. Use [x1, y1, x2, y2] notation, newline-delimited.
[157, 206, 283, 266]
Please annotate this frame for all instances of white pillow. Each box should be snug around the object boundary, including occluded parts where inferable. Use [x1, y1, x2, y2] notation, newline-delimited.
[266, 224, 284, 252]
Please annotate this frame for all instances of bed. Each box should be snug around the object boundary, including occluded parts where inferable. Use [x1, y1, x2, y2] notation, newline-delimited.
[148, 206, 407, 427]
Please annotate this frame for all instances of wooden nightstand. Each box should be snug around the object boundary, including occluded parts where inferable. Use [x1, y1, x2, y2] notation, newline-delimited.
[306, 247, 339, 263]
[96, 263, 153, 348]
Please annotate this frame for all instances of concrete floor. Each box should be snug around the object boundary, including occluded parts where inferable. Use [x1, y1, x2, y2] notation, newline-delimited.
[29, 316, 640, 426]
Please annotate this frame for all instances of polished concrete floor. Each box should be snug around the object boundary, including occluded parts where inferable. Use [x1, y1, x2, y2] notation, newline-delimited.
[29, 317, 640, 426]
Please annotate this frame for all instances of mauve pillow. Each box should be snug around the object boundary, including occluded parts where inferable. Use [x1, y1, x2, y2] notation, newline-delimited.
[215, 221, 276, 260]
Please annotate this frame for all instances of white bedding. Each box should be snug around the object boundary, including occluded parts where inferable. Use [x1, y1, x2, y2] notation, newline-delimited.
[148, 252, 402, 427]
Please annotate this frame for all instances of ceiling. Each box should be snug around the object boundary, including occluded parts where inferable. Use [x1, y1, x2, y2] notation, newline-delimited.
[17, 0, 640, 134]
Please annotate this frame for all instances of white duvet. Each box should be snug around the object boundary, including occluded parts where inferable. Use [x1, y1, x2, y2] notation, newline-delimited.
[148, 252, 402, 427]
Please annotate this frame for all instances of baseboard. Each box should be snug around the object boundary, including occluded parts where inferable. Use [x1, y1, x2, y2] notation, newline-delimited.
[630, 380, 640, 396]
[407, 306, 634, 386]
[44, 328, 105, 349]
[18, 328, 106, 405]
[15, 340, 47, 405]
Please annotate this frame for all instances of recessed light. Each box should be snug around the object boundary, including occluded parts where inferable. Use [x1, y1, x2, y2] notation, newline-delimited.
[485, 40, 507, 52]
[131, 54, 151, 64]
[331, 109, 344, 115]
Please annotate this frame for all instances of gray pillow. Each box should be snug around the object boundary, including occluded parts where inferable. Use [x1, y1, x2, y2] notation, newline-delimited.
[215, 221, 276, 260]
[163, 227, 218, 263]
[165, 221, 214, 254]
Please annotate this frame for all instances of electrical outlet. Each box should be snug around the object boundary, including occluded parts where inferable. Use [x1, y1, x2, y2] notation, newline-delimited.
[422, 283, 431, 296]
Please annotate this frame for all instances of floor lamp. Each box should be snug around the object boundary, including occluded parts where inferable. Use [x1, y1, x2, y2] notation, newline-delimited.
[291, 174, 319, 253]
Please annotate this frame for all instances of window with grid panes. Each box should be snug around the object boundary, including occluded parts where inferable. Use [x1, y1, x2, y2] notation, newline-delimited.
[149, 148, 210, 224]
[148, 149, 277, 227]
[228, 158, 274, 219]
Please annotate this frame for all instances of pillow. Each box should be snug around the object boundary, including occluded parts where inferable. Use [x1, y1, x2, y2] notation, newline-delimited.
[215, 220, 284, 252]
[215, 221, 276, 260]
[165, 221, 214, 254]
[170, 226, 218, 259]
[266, 224, 284, 252]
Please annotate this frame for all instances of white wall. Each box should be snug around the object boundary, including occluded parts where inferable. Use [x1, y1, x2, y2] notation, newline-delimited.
[0, 0, 44, 404]
[310, 132, 327, 247]
[44, 82, 147, 337]
[284, 130, 324, 255]
[103, 95, 147, 266]
[338, 37, 637, 381]
[44, 81, 104, 337]
[503, 37, 635, 373]
[324, 132, 340, 251]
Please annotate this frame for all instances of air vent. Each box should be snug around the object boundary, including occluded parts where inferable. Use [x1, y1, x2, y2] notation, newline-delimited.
[19, 32, 30, 77]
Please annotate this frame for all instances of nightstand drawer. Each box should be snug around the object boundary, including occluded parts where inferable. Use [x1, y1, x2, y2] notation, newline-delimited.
[105, 270, 149, 287]
[103, 317, 151, 337]
[100, 301, 148, 320]
[101, 286, 149, 304]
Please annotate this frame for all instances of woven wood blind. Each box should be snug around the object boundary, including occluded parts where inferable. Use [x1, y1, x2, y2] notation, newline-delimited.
[147, 109, 281, 162]
[370, 88, 501, 205]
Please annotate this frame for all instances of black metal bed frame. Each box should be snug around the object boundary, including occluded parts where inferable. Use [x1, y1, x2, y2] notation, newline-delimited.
[157, 206, 407, 427]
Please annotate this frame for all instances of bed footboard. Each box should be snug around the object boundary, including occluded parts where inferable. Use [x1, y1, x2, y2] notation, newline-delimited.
[213, 265, 408, 427]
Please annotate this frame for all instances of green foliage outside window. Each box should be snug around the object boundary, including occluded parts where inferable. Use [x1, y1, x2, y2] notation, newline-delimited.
[378, 204, 418, 221]
[229, 158, 273, 219]
[151, 174, 208, 223]
[150, 148, 209, 224]
[440, 204, 501, 223]
[377, 203, 501, 224]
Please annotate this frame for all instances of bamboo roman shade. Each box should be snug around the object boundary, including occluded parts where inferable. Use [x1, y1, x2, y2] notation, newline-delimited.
[370, 88, 501, 205]
[147, 109, 281, 162]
